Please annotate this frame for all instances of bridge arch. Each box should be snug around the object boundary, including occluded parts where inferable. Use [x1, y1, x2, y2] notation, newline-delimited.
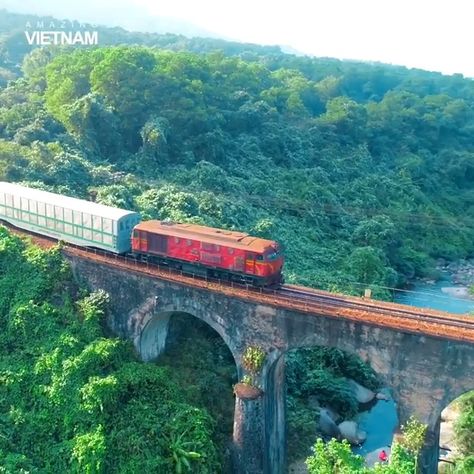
[437, 388, 474, 472]
[137, 304, 239, 364]
[261, 341, 397, 474]
[138, 307, 240, 472]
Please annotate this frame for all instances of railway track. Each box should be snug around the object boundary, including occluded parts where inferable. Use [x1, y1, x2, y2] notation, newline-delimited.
[3, 221, 474, 342]
[276, 285, 474, 331]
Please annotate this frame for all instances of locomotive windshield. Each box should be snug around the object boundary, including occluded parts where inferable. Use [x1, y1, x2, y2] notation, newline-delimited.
[265, 247, 280, 261]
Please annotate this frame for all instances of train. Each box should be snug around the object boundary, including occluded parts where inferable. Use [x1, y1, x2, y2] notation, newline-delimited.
[0, 182, 284, 287]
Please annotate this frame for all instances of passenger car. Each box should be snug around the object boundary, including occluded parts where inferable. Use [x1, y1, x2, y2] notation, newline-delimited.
[0, 182, 140, 253]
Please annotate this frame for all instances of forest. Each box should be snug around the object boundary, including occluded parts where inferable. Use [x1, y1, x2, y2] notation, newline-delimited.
[0, 9, 473, 473]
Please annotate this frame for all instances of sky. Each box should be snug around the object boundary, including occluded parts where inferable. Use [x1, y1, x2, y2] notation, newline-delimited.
[1, 0, 472, 77]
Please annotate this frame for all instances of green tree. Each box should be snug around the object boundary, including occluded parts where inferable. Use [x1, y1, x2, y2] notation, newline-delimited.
[454, 392, 474, 456]
[90, 47, 157, 149]
[345, 246, 393, 287]
[398, 416, 428, 473]
[305, 438, 366, 474]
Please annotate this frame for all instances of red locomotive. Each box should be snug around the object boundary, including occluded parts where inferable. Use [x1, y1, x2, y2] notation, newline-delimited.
[132, 220, 284, 286]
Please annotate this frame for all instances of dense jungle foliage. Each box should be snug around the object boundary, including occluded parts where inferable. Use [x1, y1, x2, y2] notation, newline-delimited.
[0, 229, 221, 472]
[449, 392, 474, 472]
[0, 11, 473, 298]
[1, 10, 473, 471]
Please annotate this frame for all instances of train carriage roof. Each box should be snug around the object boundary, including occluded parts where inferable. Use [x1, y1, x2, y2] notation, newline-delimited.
[135, 220, 277, 253]
[0, 182, 138, 221]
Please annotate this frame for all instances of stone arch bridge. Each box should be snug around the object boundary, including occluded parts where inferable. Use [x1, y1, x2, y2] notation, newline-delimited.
[66, 251, 474, 474]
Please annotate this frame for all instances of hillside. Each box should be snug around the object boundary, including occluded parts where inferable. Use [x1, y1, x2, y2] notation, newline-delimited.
[0, 10, 473, 298]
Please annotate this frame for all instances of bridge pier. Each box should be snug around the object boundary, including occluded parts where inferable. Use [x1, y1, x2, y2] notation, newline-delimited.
[138, 309, 171, 361]
[264, 355, 286, 474]
[395, 383, 444, 474]
[232, 353, 287, 474]
[420, 420, 441, 474]
[233, 391, 265, 473]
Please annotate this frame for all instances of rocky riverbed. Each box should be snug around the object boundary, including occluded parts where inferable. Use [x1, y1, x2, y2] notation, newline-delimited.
[288, 379, 395, 473]
[435, 260, 474, 304]
[439, 258, 474, 287]
[396, 261, 474, 313]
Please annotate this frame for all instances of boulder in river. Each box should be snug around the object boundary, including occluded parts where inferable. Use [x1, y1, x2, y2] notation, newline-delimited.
[319, 408, 340, 438]
[439, 404, 460, 454]
[441, 286, 471, 299]
[321, 405, 342, 423]
[338, 420, 367, 445]
[347, 378, 376, 404]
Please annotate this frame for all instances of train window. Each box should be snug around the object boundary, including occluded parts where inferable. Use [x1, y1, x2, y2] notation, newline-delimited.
[73, 210, 81, 225]
[55, 206, 63, 220]
[102, 218, 112, 233]
[120, 222, 124, 231]
[266, 251, 278, 261]
[83, 213, 92, 228]
[256, 254, 264, 261]
[64, 208, 72, 222]
[228, 247, 234, 254]
[175, 237, 180, 243]
[133, 230, 139, 238]
[92, 215, 101, 230]
[186, 239, 192, 246]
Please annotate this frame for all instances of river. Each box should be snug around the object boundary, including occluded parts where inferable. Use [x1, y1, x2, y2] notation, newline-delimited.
[353, 273, 473, 458]
[393, 273, 474, 314]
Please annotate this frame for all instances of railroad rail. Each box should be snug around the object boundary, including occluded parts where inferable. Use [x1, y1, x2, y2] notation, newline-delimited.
[277, 285, 474, 330]
[4, 223, 474, 344]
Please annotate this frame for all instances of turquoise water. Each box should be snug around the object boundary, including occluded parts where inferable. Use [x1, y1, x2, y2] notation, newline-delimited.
[353, 388, 398, 456]
[393, 274, 474, 314]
